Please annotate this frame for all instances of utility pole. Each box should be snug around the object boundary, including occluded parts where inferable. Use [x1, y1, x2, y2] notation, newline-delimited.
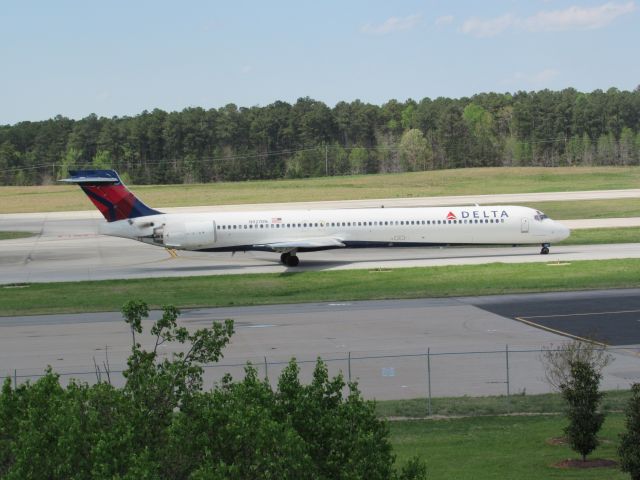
[325, 144, 328, 176]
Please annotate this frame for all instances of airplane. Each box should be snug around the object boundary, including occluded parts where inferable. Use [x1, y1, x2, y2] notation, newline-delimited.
[62, 169, 570, 266]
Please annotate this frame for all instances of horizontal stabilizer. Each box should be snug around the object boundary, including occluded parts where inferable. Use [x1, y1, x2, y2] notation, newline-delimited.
[60, 170, 122, 185]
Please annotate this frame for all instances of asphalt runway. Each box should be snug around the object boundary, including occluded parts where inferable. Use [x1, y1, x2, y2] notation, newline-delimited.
[473, 289, 640, 346]
[1, 214, 640, 284]
[1, 190, 640, 283]
[2, 290, 639, 400]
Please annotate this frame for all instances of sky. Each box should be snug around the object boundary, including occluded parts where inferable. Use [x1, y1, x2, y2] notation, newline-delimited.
[1, 0, 638, 124]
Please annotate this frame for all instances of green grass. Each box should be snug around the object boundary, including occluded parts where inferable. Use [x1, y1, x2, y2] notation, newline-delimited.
[515, 198, 640, 220]
[0, 231, 34, 240]
[558, 227, 640, 245]
[1, 167, 639, 214]
[2, 258, 639, 316]
[390, 414, 626, 479]
[376, 390, 633, 418]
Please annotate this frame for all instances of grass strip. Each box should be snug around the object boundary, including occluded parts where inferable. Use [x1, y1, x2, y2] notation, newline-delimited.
[1, 258, 639, 316]
[390, 414, 626, 479]
[1, 166, 639, 213]
[511, 198, 640, 220]
[0, 231, 34, 240]
[558, 226, 640, 245]
[376, 390, 633, 418]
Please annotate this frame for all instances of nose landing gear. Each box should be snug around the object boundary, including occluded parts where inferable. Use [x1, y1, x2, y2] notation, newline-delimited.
[540, 243, 550, 255]
[280, 252, 300, 267]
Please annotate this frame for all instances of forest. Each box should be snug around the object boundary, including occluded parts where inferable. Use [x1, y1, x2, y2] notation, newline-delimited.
[1, 87, 639, 185]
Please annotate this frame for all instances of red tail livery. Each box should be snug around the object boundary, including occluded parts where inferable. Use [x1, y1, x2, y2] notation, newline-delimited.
[61, 170, 161, 222]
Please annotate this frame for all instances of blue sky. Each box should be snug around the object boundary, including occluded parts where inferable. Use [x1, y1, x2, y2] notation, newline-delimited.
[1, 0, 638, 124]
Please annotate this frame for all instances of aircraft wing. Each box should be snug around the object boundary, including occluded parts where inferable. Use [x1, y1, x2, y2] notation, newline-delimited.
[252, 237, 345, 252]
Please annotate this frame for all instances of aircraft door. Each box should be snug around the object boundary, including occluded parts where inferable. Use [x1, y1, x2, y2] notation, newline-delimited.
[521, 218, 529, 233]
[212, 221, 217, 243]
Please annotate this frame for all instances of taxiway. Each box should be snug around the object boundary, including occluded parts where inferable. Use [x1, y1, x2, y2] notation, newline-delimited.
[2, 290, 639, 400]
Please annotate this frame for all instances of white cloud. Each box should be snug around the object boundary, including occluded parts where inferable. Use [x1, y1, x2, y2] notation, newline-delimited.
[435, 15, 454, 26]
[461, 1, 635, 37]
[524, 2, 636, 31]
[361, 14, 422, 35]
[461, 13, 515, 37]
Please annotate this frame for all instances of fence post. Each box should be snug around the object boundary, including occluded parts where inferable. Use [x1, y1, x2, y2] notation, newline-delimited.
[14, 369, 17, 389]
[427, 348, 432, 417]
[348, 351, 351, 383]
[264, 356, 268, 381]
[505, 344, 510, 413]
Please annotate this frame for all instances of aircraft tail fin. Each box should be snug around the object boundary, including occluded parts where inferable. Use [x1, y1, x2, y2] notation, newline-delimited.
[60, 170, 161, 222]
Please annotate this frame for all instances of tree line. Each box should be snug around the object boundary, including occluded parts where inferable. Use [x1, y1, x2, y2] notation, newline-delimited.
[1, 87, 640, 186]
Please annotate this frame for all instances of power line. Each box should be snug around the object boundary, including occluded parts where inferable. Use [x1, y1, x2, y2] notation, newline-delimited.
[0, 137, 578, 175]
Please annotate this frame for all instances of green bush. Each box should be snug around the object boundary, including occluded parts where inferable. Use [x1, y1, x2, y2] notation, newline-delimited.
[0, 301, 426, 479]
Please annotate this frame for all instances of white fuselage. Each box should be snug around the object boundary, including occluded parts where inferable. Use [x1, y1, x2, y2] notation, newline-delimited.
[99, 205, 570, 254]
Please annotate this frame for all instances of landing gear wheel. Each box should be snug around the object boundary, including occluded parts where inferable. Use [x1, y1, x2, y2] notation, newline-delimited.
[540, 244, 550, 255]
[280, 252, 300, 267]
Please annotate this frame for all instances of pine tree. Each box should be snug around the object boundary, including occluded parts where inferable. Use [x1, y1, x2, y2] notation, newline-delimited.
[561, 360, 605, 462]
[619, 383, 640, 479]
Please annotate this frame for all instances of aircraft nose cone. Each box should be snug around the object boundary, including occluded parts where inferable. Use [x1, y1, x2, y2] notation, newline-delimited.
[555, 223, 570, 241]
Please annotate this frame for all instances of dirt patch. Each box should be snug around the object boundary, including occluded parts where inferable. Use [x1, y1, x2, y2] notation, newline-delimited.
[546, 436, 613, 446]
[553, 458, 618, 469]
[546, 437, 567, 446]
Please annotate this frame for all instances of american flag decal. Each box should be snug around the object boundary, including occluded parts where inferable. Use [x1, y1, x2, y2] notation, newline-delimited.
[272, 217, 282, 223]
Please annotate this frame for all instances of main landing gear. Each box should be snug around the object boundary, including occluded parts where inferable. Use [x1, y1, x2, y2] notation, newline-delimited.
[280, 252, 300, 267]
[540, 243, 550, 255]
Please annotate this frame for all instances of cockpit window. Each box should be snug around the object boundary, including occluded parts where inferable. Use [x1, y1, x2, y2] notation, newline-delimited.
[534, 210, 549, 221]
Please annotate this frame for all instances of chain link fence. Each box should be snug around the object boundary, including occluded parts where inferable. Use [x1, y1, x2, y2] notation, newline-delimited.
[7, 345, 640, 404]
